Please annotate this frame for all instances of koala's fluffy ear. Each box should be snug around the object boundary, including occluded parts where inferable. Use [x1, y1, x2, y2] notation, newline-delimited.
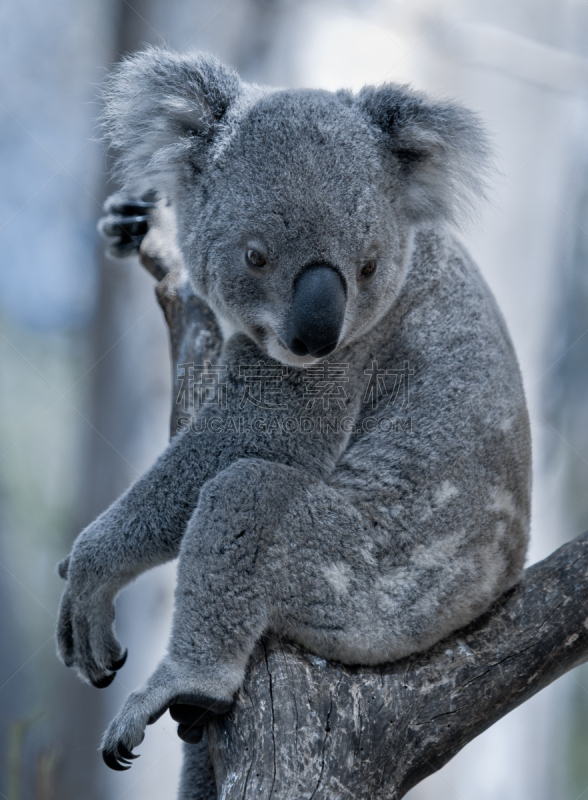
[102, 47, 241, 193]
[358, 85, 490, 225]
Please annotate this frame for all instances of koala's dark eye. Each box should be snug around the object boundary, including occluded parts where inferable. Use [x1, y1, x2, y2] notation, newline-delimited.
[360, 260, 377, 278]
[246, 249, 267, 268]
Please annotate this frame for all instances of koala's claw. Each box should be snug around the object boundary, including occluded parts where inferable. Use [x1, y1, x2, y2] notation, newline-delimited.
[108, 649, 128, 672]
[98, 193, 157, 258]
[102, 747, 132, 771]
[103, 741, 140, 771]
[90, 648, 127, 688]
[91, 671, 117, 689]
[56, 584, 127, 687]
[101, 678, 234, 770]
[102, 692, 233, 772]
[118, 743, 139, 760]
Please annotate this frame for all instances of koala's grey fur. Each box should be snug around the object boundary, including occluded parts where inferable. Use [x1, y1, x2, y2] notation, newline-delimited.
[57, 47, 531, 795]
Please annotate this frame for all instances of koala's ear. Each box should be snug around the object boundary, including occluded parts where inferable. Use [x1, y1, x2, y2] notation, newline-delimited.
[358, 85, 490, 225]
[102, 47, 241, 193]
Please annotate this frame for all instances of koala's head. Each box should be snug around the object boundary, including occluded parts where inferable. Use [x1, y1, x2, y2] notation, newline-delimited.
[104, 48, 488, 366]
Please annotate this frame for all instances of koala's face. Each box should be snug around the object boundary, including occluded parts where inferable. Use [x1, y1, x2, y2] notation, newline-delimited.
[106, 50, 487, 366]
[177, 91, 412, 367]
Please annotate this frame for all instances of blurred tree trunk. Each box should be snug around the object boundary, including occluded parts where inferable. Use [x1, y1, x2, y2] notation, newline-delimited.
[57, 2, 166, 797]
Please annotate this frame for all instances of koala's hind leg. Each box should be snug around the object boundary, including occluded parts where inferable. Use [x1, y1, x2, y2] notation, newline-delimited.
[101, 456, 373, 765]
[167, 456, 378, 692]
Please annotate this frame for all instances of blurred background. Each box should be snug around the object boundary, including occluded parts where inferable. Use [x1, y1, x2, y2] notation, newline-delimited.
[1, 0, 588, 797]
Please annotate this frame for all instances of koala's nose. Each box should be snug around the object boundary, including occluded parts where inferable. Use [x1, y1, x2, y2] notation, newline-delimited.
[285, 265, 346, 358]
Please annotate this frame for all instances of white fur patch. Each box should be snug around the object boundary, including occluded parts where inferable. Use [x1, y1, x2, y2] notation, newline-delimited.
[215, 313, 240, 342]
[411, 529, 466, 569]
[499, 416, 514, 432]
[487, 487, 517, 517]
[322, 562, 352, 595]
[434, 481, 459, 506]
[360, 544, 377, 566]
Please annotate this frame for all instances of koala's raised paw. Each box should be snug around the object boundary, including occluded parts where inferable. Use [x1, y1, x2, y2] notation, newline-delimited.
[101, 667, 234, 770]
[98, 192, 157, 258]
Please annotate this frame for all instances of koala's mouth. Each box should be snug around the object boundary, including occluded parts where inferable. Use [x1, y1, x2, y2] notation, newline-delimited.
[264, 333, 340, 368]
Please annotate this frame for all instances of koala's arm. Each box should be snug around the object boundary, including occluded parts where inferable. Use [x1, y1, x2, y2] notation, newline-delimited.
[57, 333, 352, 686]
[56, 432, 210, 686]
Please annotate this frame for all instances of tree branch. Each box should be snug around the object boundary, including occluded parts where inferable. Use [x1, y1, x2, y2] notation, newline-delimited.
[139, 230, 588, 800]
[207, 534, 588, 799]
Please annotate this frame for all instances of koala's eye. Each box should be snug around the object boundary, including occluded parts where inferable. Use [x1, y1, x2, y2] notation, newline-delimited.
[246, 249, 267, 268]
[360, 260, 377, 278]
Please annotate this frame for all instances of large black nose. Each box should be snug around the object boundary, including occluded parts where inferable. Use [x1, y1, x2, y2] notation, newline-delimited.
[285, 265, 346, 358]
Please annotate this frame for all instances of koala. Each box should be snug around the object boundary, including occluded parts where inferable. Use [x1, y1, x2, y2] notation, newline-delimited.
[56, 47, 531, 783]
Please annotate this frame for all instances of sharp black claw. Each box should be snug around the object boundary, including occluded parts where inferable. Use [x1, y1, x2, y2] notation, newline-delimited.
[91, 672, 116, 689]
[109, 649, 128, 672]
[118, 743, 139, 760]
[99, 196, 154, 258]
[102, 749, 130, 771]
[102, 215, 150, 238]
[107, 198, 157, 216]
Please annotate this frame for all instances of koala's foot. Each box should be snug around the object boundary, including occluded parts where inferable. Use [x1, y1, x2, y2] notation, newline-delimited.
[101, 660, 234, 770]
[169, 696, 231, 744]
[98, 192, 157, 258]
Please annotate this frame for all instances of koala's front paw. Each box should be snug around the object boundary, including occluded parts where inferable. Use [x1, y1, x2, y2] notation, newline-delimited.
[56, 559, 127, 688]
[101, 688, 151, 771]
[98, 192, 157, 258]
[101, 662, 233, 770]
